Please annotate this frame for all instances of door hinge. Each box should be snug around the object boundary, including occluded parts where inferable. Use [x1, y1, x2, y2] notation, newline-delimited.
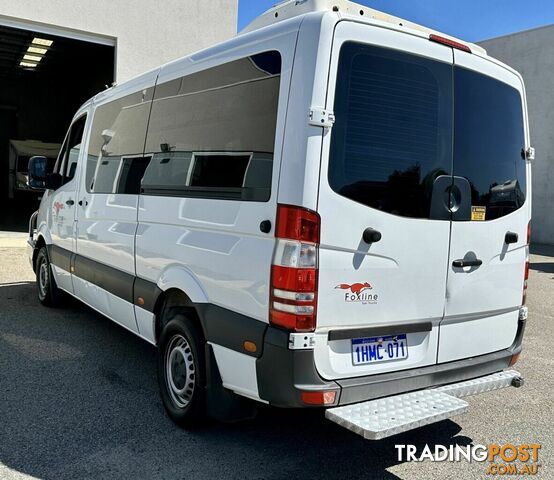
[309, 107, 335, 128]
[525, 146, 535, 161]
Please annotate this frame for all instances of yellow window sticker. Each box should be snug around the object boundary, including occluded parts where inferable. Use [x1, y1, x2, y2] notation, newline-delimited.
[471, 206, 486, 221]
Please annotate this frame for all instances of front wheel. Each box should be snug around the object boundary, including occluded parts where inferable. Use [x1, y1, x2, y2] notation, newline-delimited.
[158, 315, 206, 427]
[35, 246, 62, 307]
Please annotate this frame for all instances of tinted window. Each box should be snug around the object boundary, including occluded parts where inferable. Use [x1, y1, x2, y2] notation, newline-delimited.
[141, 51, 281, 201]
[116, 156, 151, 195]
[86, 89, 153, 193]
[328, 42, 453, 218]
[454, 67, 526, 220]
[190, 154, 250, 186]
[58, 115, 87, 184]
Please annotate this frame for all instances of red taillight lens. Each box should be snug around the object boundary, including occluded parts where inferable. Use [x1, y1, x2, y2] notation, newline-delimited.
[527, 222, 532, 245]
[272, 265, 317, 292]
[270, 204, 320, 332]
[301, 390, 337, 406]
[276, 204, 320, 243]
[429, 34, 472, 53]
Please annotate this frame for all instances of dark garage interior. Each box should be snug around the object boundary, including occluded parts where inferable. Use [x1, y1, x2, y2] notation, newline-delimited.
[0, 24, 114, 231]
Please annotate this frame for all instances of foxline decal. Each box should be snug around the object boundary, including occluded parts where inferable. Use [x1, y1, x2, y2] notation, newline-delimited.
[335, 282, 378, 304]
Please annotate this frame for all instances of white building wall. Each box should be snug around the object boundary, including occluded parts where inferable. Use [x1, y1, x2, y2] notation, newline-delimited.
[480, 25, 554, 245]
[0, 0, 238, 82]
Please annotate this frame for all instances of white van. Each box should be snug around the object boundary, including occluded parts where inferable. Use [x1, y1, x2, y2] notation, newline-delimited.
[27, 0, 532, 439]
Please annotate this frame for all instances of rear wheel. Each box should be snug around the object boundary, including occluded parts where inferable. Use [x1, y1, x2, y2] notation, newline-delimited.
[35, 246, 62, 307]
[158, 314, 206, 427]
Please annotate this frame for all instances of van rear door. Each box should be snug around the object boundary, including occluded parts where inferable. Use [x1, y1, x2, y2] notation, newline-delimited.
[438, 51, 529, 362]
[314, 22, 454, 380]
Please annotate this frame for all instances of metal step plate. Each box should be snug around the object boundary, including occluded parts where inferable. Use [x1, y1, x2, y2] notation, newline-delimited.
[326, 369, 522, 440]
[326, 389, 468, 440]
[436, 369, 521, 398]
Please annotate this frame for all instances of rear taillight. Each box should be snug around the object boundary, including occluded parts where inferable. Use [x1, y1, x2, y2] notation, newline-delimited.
[429, 34, 472, 53]
[270, 204, 320, 332]
[301, 390, 337, 406]
[523, 221, 531, 305]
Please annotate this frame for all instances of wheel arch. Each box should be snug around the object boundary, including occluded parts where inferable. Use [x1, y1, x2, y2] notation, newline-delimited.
[32, 234, 48, 272]
[151, 265, 209, 344]
[153, 288, 205, 346]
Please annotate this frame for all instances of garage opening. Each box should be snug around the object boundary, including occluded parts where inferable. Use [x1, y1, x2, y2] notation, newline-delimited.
[0, 24, 115, 232]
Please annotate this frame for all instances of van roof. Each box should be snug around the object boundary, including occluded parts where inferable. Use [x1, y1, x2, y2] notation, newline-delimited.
[89, 0, 498, 111]
[241, 0, 487, 56]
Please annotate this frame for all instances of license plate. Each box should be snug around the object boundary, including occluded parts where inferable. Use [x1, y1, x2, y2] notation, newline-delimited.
[352, 334, 408, 365]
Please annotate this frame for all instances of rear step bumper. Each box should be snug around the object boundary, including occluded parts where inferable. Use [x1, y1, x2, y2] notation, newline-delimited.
[326, 370, 523, 440]
[256, 318, 525, 408]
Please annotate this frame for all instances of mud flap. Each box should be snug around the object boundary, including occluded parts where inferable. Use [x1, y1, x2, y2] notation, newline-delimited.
[205, 344, 258, 422]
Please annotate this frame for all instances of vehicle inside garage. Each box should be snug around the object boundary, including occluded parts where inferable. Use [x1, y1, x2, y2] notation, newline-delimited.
[0, 24, 114, 231]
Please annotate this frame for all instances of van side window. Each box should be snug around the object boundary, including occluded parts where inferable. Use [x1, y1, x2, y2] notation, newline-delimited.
[86, 89, 154, 194]
[141, 51, 281, 202]
[57, 115, 87, 184]
[453, 67, 526, 220]
[328, 42, 453, 219]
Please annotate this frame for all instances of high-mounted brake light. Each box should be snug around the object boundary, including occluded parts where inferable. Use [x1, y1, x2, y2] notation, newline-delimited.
[429, 34, 472, 53]
[270, 205, 320, 332]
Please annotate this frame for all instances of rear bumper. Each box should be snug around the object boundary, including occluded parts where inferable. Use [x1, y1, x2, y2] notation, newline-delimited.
[256, 317, 525, 408]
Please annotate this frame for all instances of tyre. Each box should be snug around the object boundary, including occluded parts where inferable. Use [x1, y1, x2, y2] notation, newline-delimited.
[158, 314, 206, 427]
[35, 246, 62, 307]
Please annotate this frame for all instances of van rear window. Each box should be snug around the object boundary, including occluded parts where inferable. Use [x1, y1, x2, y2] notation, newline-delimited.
[328, 42, 526, 221]
[453, 67, 526, 220]
[328, 42, 453, 219]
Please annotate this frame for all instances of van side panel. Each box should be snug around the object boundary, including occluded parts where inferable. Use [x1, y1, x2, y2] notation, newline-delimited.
[136, 33, 297, 325]
[74, 72, 159, 333]
[134, 33, 298, 399]
[277, 12, 337, 210]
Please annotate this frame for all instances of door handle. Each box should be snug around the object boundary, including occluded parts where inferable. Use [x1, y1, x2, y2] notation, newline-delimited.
[452, 259, 482, 268]
[78, 199, 88, 207]
[505, 231, 518, 244]
[362, 227, 382, 244]
[65, 199, 74, 206]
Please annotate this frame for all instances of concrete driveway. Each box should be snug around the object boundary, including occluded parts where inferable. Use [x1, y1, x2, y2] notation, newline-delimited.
[0, 233, 552, 479]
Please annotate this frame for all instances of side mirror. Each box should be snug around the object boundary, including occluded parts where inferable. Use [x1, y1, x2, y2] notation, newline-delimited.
[28, 156, 48, 190]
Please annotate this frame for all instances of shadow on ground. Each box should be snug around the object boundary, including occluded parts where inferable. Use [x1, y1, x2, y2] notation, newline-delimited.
[0, 282, 472, 480]
[529, 262, 554, 274]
